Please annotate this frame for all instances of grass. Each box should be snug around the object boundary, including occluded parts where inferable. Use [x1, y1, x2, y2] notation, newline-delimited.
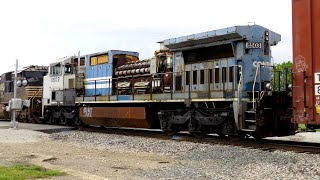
[298, 124, 320, 132]
[0, 164, 64, 180]
[298, 124, 306, 130]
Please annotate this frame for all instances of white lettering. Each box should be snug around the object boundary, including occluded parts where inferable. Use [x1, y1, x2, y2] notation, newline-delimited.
[315, 85, 320, 95]
[83, 107, 93, 117]
[315, 73, 320, 84]
[252, 61, 273, 68]
[246, 42, 262, 49]
[51, 77, 60, 82]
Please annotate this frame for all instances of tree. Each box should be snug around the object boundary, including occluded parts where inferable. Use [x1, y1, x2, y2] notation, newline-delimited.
[273, 61, 293, 91]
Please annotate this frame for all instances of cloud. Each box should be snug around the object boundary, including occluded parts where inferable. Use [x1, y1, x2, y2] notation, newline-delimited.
[0, 0, 292, 72]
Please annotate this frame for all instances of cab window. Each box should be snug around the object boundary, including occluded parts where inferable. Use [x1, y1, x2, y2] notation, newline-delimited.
[50, 63, 61, 75]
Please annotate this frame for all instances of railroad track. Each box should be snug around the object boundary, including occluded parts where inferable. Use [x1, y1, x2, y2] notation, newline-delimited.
[75, 126, 320, 154]
[5, 120, 319, 154]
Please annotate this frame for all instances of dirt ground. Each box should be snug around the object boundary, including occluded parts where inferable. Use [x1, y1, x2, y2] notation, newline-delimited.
[0, 140, 177, 180]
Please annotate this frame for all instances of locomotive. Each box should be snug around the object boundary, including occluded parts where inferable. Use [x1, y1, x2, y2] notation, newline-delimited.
[0, 25, 295, 139]
[0, 65, 48, 122]
[65, 24, 292, 138]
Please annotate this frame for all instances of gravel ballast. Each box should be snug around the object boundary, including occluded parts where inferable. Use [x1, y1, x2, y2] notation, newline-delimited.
[0, 129, 48, 143]
[50, 131, 320, 180]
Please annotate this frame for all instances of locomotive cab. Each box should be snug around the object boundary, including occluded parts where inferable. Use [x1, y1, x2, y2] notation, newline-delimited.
[42, 56, 85, 125]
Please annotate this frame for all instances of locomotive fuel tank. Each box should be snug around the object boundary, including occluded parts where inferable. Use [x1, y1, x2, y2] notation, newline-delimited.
[80, 106, 152, 128]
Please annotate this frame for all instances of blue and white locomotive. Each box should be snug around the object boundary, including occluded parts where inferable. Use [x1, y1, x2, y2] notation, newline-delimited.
[43, 25, 294, 138]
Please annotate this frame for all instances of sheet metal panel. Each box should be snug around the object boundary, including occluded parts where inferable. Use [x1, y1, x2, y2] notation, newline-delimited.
[85, 50, 139, 96]
[292, 0, 320, 124]
[163, 25, 281, 51]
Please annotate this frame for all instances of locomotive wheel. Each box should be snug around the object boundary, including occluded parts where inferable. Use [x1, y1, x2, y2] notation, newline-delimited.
[74, 117, 83, 126]
[164, 129, 178, 136]
[228, 135, 243, 141]
[22, 118, 28, 123]
[191, 129, 208, 138]
[32, 113, 42, 124]
[60, 116, 67, 125]
[306, 124, 320, 131]
[48, 116, 55, 124]
[217, 133, 226, 138]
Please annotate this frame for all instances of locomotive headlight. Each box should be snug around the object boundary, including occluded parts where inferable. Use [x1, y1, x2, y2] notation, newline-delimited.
[288, 84, 292, 91]
[17, 80, 22, 87]
[265, 83, 272, 91]
[22, 79, 28, 86]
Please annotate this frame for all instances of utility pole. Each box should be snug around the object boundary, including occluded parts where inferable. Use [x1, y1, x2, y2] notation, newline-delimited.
[11, 59, 18, 129]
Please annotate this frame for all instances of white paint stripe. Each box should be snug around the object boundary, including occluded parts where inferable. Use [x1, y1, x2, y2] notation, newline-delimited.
[84, 76, 112, 82]
[85, 80, 111, 84]
[85, 84, 112, 89]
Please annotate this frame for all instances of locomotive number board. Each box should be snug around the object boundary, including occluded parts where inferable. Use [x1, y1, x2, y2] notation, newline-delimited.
[245, 42, 262, 49]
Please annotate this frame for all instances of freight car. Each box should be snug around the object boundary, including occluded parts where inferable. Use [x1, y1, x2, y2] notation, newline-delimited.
[65, 24, 295, 138]
[292, 0, 320, 129]
[0, 65, 48, 122]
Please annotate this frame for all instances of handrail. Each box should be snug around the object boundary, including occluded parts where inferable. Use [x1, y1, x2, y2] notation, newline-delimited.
[252, 65, 260, 110]
[81, 65, 241, 100]
[29, 89, 40, 118]
[237, 65, 243, 127]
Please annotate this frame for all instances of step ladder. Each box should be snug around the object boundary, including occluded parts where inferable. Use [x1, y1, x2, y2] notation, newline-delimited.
[244, 109, 256, 131]
[242, 65, 260, 131]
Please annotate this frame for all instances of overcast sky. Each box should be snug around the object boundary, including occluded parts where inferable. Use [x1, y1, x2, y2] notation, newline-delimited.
[0, 0, 292, 73]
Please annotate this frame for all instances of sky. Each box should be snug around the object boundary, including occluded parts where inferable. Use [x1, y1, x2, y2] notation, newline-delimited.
[0, 0, 292, 73]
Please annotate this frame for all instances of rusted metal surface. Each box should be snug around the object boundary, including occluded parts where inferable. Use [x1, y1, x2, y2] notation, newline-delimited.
[79, 107, 151, 128]
[311, 0, 320, 124]
[292, 0, 320, 124]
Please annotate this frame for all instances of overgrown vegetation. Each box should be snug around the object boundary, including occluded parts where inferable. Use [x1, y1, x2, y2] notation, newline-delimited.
[0, 164, 64, 180]
[273, 61, 293, 91]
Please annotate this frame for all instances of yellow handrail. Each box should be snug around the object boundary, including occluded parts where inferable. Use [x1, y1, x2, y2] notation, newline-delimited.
[29, 90, 40, 117]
